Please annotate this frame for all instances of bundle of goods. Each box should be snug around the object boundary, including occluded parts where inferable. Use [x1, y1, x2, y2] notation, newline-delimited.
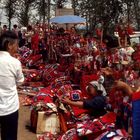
[59, 54, 74, 72]
[58, 112, 130, 140]
[22, 63, 65, 87]
[95, 129, 130, 140]
[76, 112, 116, 137]
[19, 47, 43, 68]
[23, 69, 42, 83]
[42, 64, 63, 86]
[26, 54, 43, 68]
[30, 89, 60, 134]
[37, 132, 59, 140]
[18, 86, 44, 106]
[51, 76, 71, 91]
[132, 44, 140, 63]
[71, 47, 89, 60]
[21, 68, 45, 88]
[18, 46, 30, 55]
[58, 128, 79, 140]
[19, 95, 33, 106]
[20, 49, 33, 65]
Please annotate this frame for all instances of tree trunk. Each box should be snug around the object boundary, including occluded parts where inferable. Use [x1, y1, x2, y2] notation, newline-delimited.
[8, 8, 11, 30]
[47, 0, 50, 30]
[126, 1, 131, 24]
[25, 4, 29, 26]
[86, 14, 89, 31]
[8, 17, 11, 30]
[42, 0, 46, 25]
[72, 0, 76, 15]
[133, 0, 140, 30]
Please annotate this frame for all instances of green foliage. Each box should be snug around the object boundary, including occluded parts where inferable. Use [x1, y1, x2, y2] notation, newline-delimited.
[53, 0, 68, 8]
[4, 0, 17, 29]
[75, 0, 124, 34]
[2, 0, 140, 30]
[35, 0, 49, 23]
[16, 0, 36, 26]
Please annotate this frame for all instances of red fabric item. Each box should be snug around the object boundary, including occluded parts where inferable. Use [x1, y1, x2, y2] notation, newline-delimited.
[117, 25, 126, 39]
[31, 33, 39, 51]
[100, 112, 116, 124]
[132, 92, 140, 101]
[127, 25, 134, 35]
[27, 54, 42, 67]
[39, 87, 54, 96]
[76, 113, 116, 137]
[132, 51, 140, 61]
[95, 129, 129, 140]
[51, 76, 71, 90]
[43, 64, 60, 86]
[70, 90, 82, 100]
[58, 128, 80, 140]
[34, 87, 54, 103]
[57, 85, 73, 96]
[71, 106, 89, 117]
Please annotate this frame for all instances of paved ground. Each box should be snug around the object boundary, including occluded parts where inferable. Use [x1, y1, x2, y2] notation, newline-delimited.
[18, 106, 37, 140]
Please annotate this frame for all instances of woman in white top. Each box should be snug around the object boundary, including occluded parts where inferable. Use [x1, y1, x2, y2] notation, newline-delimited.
[0, 31, 24, 140]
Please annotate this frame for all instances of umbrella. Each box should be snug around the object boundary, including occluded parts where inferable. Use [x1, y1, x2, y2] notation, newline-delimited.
[50, 15, 86, 24]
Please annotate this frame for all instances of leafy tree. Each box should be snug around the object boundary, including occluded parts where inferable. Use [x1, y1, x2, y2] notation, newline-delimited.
[56, 0, 68, 8]
[16, 0, 35, 26]
[71, 0, 79, 15]
[133, 0, 140, 30]
[76, 0, 123, 34]
[35, 0, 48, 23]
[4, 0, 17, 29]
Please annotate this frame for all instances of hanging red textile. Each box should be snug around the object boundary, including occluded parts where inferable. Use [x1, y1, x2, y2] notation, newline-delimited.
[31, 33, 39, 52]
[127, 24, 134, 35]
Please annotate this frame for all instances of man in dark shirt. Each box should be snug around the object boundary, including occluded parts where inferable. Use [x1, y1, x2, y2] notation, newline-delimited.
[62, 81, 107, 118]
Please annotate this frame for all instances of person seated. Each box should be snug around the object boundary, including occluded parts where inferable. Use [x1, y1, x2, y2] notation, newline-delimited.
[61, 81, 107, 118]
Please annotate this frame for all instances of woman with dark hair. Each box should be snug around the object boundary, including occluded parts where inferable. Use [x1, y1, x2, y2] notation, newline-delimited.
[62, 81, 107, 118]
[0, 31, 24, 140]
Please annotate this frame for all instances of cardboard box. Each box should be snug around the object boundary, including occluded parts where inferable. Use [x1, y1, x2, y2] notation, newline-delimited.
[31, 110, 60, 134]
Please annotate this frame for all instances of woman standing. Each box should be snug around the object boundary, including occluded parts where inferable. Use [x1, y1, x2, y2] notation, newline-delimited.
[0, 31, 24, 140]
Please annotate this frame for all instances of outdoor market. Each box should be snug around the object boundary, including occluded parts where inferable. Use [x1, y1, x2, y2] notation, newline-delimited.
[0, 0, 140, 140]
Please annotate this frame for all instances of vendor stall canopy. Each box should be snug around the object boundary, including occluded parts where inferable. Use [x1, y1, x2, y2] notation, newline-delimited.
[50, 15, 86, 24]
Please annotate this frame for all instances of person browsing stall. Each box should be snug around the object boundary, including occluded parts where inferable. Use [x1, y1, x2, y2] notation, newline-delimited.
[62, 81, 107, 118]
[0, 31, 24, 140]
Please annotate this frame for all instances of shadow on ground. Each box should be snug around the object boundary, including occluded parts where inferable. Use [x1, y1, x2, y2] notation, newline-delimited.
[18, 106, 37, 140]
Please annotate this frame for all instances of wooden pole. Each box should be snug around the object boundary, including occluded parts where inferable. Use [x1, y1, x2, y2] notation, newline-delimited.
[47, 0, 51, 31]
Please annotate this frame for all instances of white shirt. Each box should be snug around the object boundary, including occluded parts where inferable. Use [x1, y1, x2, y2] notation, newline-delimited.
[0, 51, 24, 116]
[25, 31, 33, 43]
